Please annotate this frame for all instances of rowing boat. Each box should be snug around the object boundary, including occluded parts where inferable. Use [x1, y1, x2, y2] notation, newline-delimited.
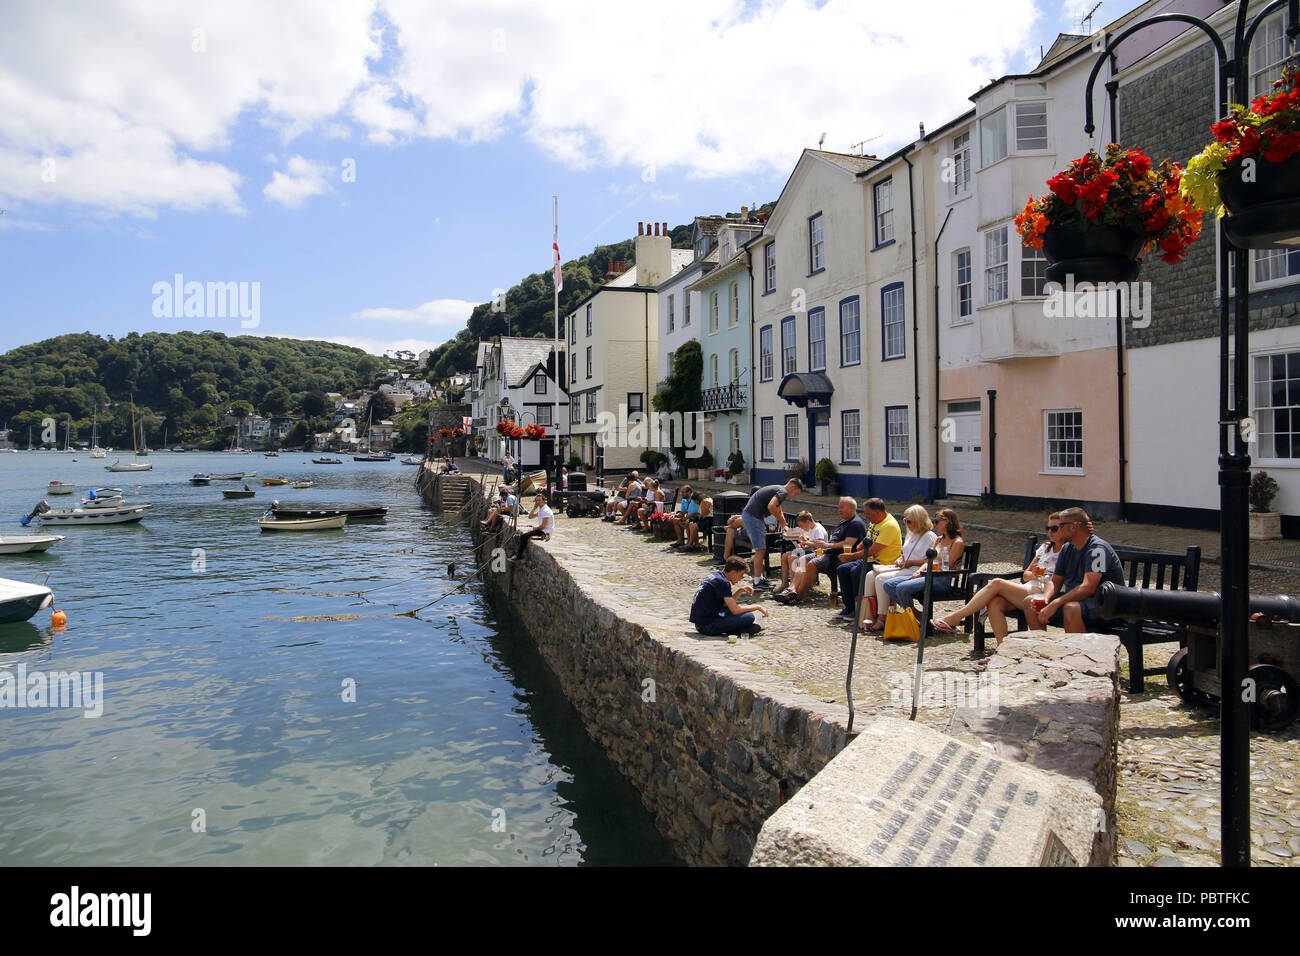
[222, 489, 256, 499]
[268, 504, 387, 520]
[257, 513, 347, 532]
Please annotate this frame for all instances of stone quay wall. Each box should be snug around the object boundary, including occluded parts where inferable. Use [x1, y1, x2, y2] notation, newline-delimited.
[420, 469, 1120, 866]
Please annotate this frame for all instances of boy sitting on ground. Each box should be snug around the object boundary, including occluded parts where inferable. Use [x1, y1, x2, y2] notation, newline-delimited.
[689, 556, 769, 637]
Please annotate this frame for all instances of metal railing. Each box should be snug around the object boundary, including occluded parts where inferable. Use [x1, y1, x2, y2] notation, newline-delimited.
[698, 383, 747, 413]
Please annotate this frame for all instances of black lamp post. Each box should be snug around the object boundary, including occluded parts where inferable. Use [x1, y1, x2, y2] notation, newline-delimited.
[1082, 0, 1300, 868]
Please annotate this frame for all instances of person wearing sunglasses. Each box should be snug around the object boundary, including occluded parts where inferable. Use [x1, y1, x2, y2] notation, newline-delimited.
[931, 512, 1066, 643]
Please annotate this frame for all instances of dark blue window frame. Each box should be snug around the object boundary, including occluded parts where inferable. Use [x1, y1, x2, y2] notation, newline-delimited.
[783, 414, 800, 462]
[838, 295, 861, 367]
[808, 212, 825, 275]
[840, 408, 861, 465]
[880, 282, 906, 362]
[760, 417, 775, 461]
[759, 325, 774, 382]
[807, 307, 826, 372]
[763, 242, 776, 294]
[780, 316, 797, 375]
[884, 404, 909, 467]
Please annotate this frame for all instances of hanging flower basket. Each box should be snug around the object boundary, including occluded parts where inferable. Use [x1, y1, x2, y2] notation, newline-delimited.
[1184, 66, 1300, 249]
[1017, 144, 1203, 284]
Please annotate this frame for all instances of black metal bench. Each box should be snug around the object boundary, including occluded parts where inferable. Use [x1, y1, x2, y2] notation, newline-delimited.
[972, 541, 1201, 691]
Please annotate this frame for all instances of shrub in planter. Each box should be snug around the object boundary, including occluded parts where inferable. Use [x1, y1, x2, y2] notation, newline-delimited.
[1249, 470, 1282, 541]
[1183, 66, 1300, 249]
[567, 452, 583, 470]
[815, 457, 838, 496]
[1016, 144, 1204, 283]
[728, 449, 746, 478]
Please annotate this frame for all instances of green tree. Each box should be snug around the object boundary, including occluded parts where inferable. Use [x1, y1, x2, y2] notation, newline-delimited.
[262, 386, 291, 417]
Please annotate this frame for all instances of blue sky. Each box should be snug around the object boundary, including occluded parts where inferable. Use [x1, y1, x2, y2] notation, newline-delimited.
[0, 0, 1152, 358]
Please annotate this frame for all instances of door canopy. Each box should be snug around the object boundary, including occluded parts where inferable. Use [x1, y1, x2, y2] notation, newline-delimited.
[777, 372, 834, 408]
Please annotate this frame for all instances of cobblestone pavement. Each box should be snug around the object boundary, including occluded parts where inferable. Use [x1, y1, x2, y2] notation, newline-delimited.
[454, 459, 1299, 865]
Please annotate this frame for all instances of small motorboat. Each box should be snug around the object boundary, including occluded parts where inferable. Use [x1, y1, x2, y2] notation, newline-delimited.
[46, 481, 76, 495]
[258, 512, 347, 532]
[211, 472, 257, 480]
[264, 451, 280, 457]
[263, 477, 289, 487]
[190, 474, 212, 486]
[291, 480, 313, 489]
[0, 534, 65, 554]
[352, 452, 394, 462]
[311, 457, 342, 465]
[269, 502, 387, 521]
[25, 500, 151, 526]
[400, 456, 422, 465]
[106, 459, 152, 472]
[81, 488, 126, 508]
[0, 577, 55, 624]
[222, 487, 257, 499]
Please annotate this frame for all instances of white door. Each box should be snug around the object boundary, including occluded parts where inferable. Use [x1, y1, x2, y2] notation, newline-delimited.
[946, 411, 982, 495]
[814, 422, 830, 465]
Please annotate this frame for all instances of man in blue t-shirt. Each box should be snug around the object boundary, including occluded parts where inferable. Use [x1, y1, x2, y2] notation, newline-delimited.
[690, 557, 769, 636]
[1032, 506, 1125, 632]
[775, 497, 868, 605]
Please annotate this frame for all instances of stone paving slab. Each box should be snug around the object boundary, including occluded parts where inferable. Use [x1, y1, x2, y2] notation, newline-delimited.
[454, 459, 1300, 866]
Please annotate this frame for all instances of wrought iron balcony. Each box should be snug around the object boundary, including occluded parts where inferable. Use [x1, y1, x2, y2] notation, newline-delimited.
[699, 383, 747, 413]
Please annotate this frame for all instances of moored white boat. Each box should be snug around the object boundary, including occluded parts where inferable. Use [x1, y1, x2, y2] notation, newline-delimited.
[106, 458, 152, 472]
[400, 456, 421, 465]
[0, 577, 55, 624]
[190, 474, 212, 485]
[0, 534, 65, 554]
[46, 481, 75, 495]
[257, 512, 346, 531]
[31, 502, 151, 526]
[290, 480, 313, 489]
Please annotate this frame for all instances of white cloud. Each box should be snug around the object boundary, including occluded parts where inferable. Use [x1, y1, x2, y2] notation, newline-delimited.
[263, 155, 331, 207]
[0, 0, 1058, 217]
[351, 297, 477, 328]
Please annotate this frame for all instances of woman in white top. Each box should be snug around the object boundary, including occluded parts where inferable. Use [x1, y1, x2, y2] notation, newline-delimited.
[633, 480, 666, 530]
[514, 493, 555, 560]
[861, 505, 937, 631]
[931, 512, 1066, 644]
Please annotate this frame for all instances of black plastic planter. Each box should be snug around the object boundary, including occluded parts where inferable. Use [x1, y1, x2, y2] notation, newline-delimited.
[1042, 221, 1145, 284]
[1220, 154, 1300, 249]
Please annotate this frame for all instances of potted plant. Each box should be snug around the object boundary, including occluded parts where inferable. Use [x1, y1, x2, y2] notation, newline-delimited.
[727, 449, 746, 484]
[1249, 470, 1282, 540]
[1016, 143, 1204, 284]
[1183, 65, 1300, 249]
[783, 457, 808, 483]
[815, 457, 838, 496]
[692, 447, 713, 482]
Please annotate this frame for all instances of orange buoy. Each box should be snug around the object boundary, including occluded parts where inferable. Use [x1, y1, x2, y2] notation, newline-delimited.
[51, 609, 67, 626]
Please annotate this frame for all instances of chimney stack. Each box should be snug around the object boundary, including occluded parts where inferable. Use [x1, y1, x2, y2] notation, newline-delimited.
[741, 205, 749, 220]
[634, 218, 672, 288]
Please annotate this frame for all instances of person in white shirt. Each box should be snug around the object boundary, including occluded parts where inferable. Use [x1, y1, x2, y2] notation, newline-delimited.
[515, 493, 555, 560]
[503, 451, 515, 484]
[776, 511, 827, 593]
[481, 487, 517, 532]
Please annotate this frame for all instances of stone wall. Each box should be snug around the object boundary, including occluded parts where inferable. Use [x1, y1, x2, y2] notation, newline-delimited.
[415, 473, 1122, 866]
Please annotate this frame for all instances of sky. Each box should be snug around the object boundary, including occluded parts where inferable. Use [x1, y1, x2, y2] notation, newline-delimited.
[0, 0, 1154, 359]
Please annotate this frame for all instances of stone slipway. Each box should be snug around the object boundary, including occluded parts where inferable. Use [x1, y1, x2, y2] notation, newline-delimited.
[421, 468, 1119, 866]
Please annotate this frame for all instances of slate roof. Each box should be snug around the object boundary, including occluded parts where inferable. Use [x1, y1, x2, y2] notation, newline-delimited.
[498, 336, 561, 387]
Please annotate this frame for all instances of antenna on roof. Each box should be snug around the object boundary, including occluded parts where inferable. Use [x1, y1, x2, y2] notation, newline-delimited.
[818, 132, 826, 149]
[1081, 2, 1102, 34]
[849, 134, 882, 155]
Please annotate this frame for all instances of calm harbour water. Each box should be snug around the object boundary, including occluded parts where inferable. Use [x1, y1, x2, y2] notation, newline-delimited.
[0, 451, 677, 866]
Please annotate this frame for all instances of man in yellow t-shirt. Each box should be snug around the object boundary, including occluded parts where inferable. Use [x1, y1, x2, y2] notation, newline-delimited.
[835, 497, 901, 618]
[865, 498, 902, 565]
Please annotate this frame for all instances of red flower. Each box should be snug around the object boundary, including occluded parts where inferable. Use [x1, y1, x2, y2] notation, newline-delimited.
[1046, 172, 1080, 203]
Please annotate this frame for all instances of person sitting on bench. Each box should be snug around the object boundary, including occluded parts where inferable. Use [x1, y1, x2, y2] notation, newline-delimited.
[631, 479, 665, 529]
[603, 472, 642, 521]
[881, 508, 965, 624]
[481, 487, 517, 532]
[668, 485, 697, 546]
[682, 493, 713, 551]
[775, 511, 827, 593]
[932, 512, 1064, 643]
[774, 497, 866, 605]
[689, 557, 768, 637]
[1024, 507, 1122, 633]
[514, 493, 555, 561]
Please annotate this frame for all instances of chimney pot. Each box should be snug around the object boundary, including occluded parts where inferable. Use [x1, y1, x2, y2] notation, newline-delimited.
[662, 221, 669, 236]
[638, 222, 644, 236]
[654, 222, 660, 236]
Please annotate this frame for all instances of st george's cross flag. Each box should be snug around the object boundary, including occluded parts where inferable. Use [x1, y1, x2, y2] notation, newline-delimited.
[552, 199, 562, 292]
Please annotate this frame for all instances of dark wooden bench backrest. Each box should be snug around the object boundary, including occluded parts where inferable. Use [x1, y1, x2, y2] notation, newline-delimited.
[1113, 545, 1201, 593]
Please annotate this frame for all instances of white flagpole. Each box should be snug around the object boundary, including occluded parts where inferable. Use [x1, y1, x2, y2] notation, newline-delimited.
[553, 195, 561, 488]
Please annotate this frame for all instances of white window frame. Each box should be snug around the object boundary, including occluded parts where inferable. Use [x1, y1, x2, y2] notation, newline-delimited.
[534, 375, 547, 395]
[585, 392, 596, 422]
[980, 107, 1008, 167]
[984, 226, 1009, 305]
[586, 345, 592, 379]
[710, 292, 719, 334]
[1014, 101, 1048, 151]
[710, 353, 719, 388]
[684, 292, 691, 326]
[537, 404, 552, 426]
[1252, 351, 1300, 465]
[951, 130, 971, 198]
[728, 348, 739, 385]
[729, 281, 739, 327]
[1043, 409, 1084, 475]
[1021, 243, 1048, 298]
[586, 304, 592, 336]
[784, 415, 800, 462]
[954, 248, 973, 323]
[667, 294, 675, 332]
[761, 418, 774, 460]
[730, 422, 740, 455]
